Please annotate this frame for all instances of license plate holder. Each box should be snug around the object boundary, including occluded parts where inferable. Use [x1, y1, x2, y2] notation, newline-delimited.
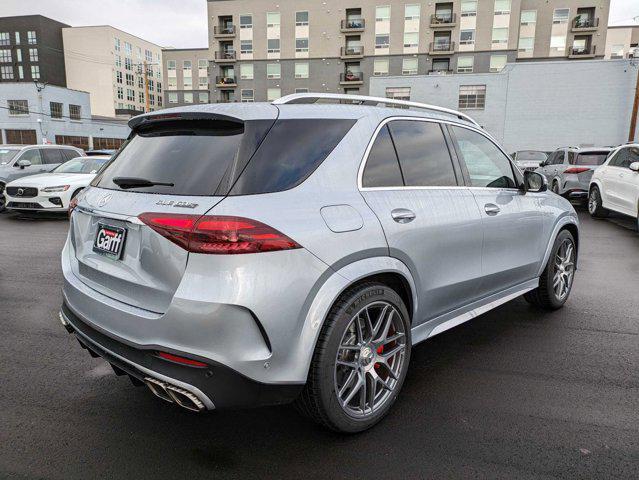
[93, 223, 127, 260]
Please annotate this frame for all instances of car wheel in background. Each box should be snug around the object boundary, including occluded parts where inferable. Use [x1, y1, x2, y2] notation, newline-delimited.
[296, 282, 411, 433]
[524, 230, 576, 310]
[588, 186, 608, 218]
[0, 182, 6, 212]
[551, 181, 560, 195]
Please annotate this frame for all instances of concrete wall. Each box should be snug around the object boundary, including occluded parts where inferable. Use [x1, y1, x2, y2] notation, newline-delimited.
[370, 59, 638, 152]
[0, 83, 129, 147]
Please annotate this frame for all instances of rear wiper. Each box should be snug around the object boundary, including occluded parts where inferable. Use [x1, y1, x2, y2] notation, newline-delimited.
[112, 177, 175, 189]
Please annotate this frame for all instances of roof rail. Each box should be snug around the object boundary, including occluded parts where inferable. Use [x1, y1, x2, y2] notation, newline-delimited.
[273, 93, 480, 127]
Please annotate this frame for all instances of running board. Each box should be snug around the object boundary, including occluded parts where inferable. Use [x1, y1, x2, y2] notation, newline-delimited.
[411, 279, 539, 345]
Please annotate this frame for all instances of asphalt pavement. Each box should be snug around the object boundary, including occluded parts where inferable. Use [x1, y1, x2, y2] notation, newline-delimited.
[0, 208, 637, 479]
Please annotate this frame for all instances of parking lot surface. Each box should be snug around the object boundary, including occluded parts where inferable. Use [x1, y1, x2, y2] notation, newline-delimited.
[1, 209, 637, 479]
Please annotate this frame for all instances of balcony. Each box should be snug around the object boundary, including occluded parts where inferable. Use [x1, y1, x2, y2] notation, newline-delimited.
[430, 13, 457, 28]
[571, 16, 599, 32]
[340, 45, 364, 59]
[214, 50, 236, 63]
[213, 25, 236, 38]
[429, 41, 455, 55]
[428, 69, 453, 75]
[340, 72, 364, 85]
[341, 18, 365, 32]
[215, 76, 237, 88]
[569, 44, 597, 58]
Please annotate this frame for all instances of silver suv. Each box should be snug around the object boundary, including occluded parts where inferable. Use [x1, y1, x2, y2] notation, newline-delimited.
[60, 94, 579, 433]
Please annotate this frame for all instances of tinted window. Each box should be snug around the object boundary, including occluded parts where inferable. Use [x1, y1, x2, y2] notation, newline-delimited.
[62, 149, 81, 161]
[362, 125, 403, 188]
[551, 151, 565, 165]
[230, 119, 355, 195]
[41, 149, 65, 164]
[54, 157, 109, 174]
[609, 147, 638, 169]
[516, 151, 547, 162]
[575, 152, 609, 166]
[18, 149, 43, 165]
[388, 120, 457, 187]
[451, 126, 517, 189]
[95, 120, 270, 196]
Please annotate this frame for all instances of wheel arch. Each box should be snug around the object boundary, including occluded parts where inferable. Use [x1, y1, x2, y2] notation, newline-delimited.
[537, 216, 580, 276]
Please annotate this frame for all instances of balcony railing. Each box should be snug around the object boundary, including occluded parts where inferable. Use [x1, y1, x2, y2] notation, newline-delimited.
[429, 41, 455, 53]
[340, 72, 364, 83]
[569, 44, 597, 57]
[572, 16, 599, 30]
[214, 25, 236, 36]
[214, 50, 236, 61]
[428, 69, 453, 75]
[340, 45, 364, 58]
[340, 18, 365, 31]
[215, 76, 237, 86]
[430, 13, 457, 26]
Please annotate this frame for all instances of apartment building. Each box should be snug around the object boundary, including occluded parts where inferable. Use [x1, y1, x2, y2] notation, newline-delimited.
[204, 0, 610, 102]
[162, 48, 211, 106]
[62, 26, 164, 118]
[0, 15, 69, 87]
[605, 25, 639, 59]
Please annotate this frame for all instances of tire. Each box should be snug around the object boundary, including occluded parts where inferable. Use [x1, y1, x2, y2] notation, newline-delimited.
[295, 282, 411, 433]
[0, 182, 6, 213]
[551, 180, 560, 195]
[588, 185, 608, 218]
[524, 230, 576, 310]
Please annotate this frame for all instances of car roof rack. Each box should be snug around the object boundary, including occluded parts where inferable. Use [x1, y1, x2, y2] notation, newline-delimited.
[273, 93, 480, 127]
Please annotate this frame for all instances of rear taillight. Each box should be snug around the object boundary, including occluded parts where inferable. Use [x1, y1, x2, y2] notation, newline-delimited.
[564, 167, 591, 174]
[138, 213, 301, 254]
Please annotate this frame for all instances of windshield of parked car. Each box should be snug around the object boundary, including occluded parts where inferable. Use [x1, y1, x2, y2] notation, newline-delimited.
[516, 151, 547, 162]
[0, 149, 19, 165]
[575, 152, 609, 166]
[53, 157, 110, 174]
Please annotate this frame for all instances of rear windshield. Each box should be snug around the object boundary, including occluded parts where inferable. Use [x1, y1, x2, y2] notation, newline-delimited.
[575, 152, 609, 166]
[516, 151, 547, 161]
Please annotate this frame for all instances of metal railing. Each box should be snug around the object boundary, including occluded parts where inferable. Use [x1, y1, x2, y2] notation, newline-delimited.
[429, 41, 455, 52]
[340, 72, 364, 82]
[215, 76, 237, 85]
[572, 16, 599, 29]
[431, 13, 457, 24]
[341, 45, 364, 57]
[428, 69, 453, 75]
[341, 18, 365, 30]
[570, 44, 596, 56]
[214, 50, 236, 60]
[214, 25, 236, 35]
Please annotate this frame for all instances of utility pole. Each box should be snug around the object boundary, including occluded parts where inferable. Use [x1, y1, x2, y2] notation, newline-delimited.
[629, 59, 639, 142]
[143, 60, 151, 112]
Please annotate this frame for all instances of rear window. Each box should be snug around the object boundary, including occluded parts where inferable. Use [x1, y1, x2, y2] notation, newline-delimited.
[516, 151, 547, 161]
[575, 152, 609, 166]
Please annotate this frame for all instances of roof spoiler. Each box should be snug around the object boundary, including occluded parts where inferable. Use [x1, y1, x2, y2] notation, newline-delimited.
[128, 111, 244, 131]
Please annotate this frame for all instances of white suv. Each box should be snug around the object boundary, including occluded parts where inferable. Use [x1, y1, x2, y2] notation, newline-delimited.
[588, 143, 639, 228]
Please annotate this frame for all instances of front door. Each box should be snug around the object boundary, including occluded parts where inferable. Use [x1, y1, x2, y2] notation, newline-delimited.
[449, 125, 543, 297]
[360, 119, 484, 324]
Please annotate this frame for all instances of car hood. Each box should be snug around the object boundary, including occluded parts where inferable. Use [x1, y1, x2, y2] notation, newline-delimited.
[6, 172, 96, 187]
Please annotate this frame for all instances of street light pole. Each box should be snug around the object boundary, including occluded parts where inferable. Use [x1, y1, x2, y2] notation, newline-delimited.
[629, 60, 639, 142]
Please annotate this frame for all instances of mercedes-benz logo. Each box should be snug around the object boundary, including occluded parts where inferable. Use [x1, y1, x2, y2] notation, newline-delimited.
[97, 193, 112, 207]
[17, 188, 24, 196]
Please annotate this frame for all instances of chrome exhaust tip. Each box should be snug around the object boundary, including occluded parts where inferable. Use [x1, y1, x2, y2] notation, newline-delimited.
[165, 384, 205, 412]
[144, 377, 174, 404]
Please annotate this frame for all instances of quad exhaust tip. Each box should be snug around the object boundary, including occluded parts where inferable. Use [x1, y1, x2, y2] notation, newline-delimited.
[144, 377, 205, 412]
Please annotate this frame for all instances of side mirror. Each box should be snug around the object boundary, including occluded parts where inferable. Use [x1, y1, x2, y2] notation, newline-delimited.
[630, 162, 639, 172]
[524, 171, 547, 193]
[17, 159, 32, 169]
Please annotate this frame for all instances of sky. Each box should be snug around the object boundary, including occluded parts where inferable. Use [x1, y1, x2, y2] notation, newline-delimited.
[3, 0, 639, 49]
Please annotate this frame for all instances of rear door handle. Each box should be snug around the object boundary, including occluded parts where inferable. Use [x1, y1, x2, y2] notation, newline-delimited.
[484, 203, 500, 216]
[391, 208, 416, 223]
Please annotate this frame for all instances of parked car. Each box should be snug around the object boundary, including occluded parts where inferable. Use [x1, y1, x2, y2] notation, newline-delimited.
[0, 144, 85, 211]
[536, 146, 612, 200]
[59, 94, 579, 433]
[588, 143, 639, 227]
[511, 150, 549, 172]
[4, 155, 110, 213]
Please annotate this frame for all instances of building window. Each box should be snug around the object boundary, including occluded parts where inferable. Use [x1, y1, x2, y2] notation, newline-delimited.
[458, 85, 486, 109]
[240, 14, 253, 29]
[376, 6, 391, 22]
[138, 91, 145, 103]
[50, 102, 63, 119]
[167, 77, 177, 89]
[375, 35, 390, 49]
[373, 58, 389, 76]
[461, 0, 477, 17]
[610, 44, 625, 59]
[148, 79, 154, 91]
[385, 87, 410, 101]
[520, 10, 537, 25]
[0, 32, 10, 46]
[267, 39, 280, 54]
[30, 65, 40, 79]
[241, 40, 253, 54]
[553, 8, 570, 24]
[460, 29, 475, 45]
[16, 49, 22, 62]
[405, 4, 420, 20]
[266, 63, 281, 79]
[295, 62, 309, 78]
[296, 38, 309, 53]
[8, 100, 29, 115]
[115, 71, 122, 83]
[69, 104, 81, 120]
[241, 89, 254, 102]
[240, 63, 254, 79]
[494, 0, 511, 15]
[403, 33, 418, 49]
[296, 11, 309, 26]
[198, 77, 208, 89]
[518, 37, 534, 53]
[124, 41, 132, 56]
[125, 57, 132, 70]
[402, 58, 418, 75]
[492, 28, 509, 45]
[550, 35, 566, 51]
[117, 87, 124, 99]
[0, 49, 11, 62]
[126, 73, 134, 86]
[145, 49, 152, 62]
[27, 48, 37, 62]
[267, 88, 281, 101]
[184, 92, 194, 104]
[1, 65, 13, 79]
[183, 75, 193, 89]
[126, 88, 135, 101]
[27, 31, 37, 45]
[198, 59, 208, 71]
[17, 66, 23, 79]
[167, 60, 176, 70]
[183, 60, 192, 70]
[489, 54, 507, 72]
[199, 92, 209, 104]
[114, 38, 120, 51]
[138, 76, 144, 89]
[14, 32, 20, 44]
[136, 46, 142, 59]
[457, 56, 474, 73]
[267, 12, 281, 27]
[295, 88, 309, 93]
[168, 92, 178, 104]
[115, 55, 121, 67]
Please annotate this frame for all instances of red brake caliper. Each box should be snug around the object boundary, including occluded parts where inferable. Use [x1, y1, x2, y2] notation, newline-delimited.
[374, 345, 383, 369]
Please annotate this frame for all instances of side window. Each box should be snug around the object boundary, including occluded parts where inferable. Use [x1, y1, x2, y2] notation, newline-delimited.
[552, 151, 565, 165]
[18, 149, 43, 165]
[610, 147, 638, 169]
[387, 120, 458, 187]
[567, 151, 576, 165]
[41, 149, 65, 164]
[62, 149, 80, 161]
[608, 149, 628, 168]
[362, 125, 404, 188]
[628, 147, 639, 167]
[545, 152, 556, 165]
[451, 126, 517, 189]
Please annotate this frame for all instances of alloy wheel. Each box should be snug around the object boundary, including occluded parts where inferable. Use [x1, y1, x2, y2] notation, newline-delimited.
[588, 189, 599, 214]
[334, 301, 407, 418]
[553, 239, 575, 301]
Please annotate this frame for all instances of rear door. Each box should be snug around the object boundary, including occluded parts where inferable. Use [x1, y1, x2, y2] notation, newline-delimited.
[40, 148, 65, 172]
[360, 119, 484, 324]
[70, 115, 276, 314]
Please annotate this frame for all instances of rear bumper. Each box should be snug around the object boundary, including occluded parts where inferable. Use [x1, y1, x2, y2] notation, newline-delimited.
[60, 302, 303, 409]
[561, 175, 591, 199]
